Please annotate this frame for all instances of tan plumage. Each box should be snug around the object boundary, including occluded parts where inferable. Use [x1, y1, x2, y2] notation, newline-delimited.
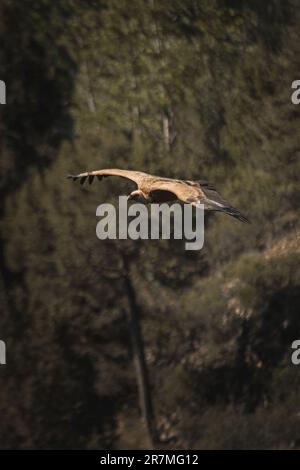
[67, 168, 249, 222]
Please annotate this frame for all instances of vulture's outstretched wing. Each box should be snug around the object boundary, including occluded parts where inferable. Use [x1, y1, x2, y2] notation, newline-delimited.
[67, 168, 148, 186]
[149, 179, 249, 223]
[148, 179, 205, 204]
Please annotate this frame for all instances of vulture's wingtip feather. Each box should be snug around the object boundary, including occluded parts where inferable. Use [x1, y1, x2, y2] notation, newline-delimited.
[227, 208, 251, 224]
[240, 214, 251, 224]
[67, 174, 80, 182]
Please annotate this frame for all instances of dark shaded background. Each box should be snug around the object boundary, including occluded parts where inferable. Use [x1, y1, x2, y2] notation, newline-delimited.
[0, 0, 300, 449]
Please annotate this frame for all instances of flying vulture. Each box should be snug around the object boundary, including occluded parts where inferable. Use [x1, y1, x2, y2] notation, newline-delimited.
[67, 168, 249, 223]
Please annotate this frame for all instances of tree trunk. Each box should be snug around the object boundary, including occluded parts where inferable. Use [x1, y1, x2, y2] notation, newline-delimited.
[162, 114, 170, 151]
[122, 256, 157, 448]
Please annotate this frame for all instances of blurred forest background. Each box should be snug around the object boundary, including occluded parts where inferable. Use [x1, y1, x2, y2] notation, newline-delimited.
[0, 0, 300, 449]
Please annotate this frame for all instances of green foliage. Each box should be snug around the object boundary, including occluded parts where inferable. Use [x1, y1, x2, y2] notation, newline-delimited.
[1, 0, 300, 449]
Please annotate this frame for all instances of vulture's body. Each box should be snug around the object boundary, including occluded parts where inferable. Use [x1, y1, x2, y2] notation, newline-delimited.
[67, 168, 249, 223]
